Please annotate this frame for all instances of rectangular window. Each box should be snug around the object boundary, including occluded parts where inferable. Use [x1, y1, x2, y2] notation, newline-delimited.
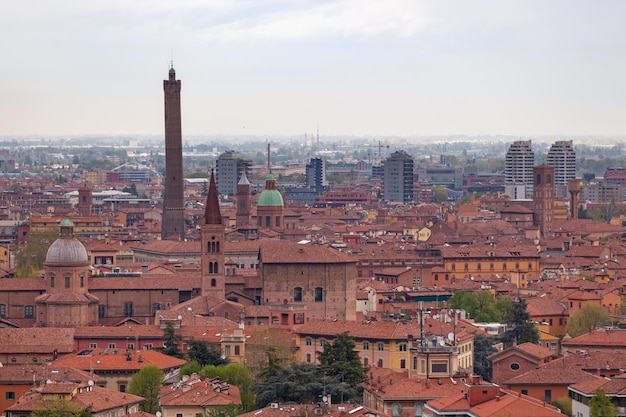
[98, 305, 106, 318]
[144, 343, 153, 350]
[544, 390, 552, 402]
[89, 343, 97, 349]
[225, 345, 231, 356]
[314, 287, 324, 302]
[108, 343, 116, 349]
[431, 361, 448, 374]
[0, 303, 5, 318]
[24, 305, 34, 318]
[127, 343, 135, 350]
[65, 276, 71, 288]
[235, 345, 240, 355]
[6, 392, 15, 400]
[124, 302, 133, 317]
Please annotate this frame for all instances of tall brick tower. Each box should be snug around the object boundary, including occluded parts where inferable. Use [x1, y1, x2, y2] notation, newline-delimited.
[201, 170, 225, 299]
[533, 164, 554, 237]
[77, 182, 92, 217]
[235, 169, 251, 227]
[161, 64, 185, 241]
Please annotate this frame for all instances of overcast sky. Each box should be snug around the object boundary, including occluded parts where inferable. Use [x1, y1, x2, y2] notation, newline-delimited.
[2, 1, 626, 138]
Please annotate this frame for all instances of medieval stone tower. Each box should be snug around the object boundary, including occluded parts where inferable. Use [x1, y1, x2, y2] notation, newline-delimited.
[533, 164, 554, 237]
[161, 65, 185, 241]
[235, 169, 252, 227]
[77, 182, 92, 217]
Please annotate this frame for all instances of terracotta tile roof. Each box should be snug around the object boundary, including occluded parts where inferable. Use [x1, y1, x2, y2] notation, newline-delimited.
[571, 376, 626, 395]
[159, 376, 241, 407]
[504, 363, 597, 386]
[469, 389, 563, 417]
[53, 348, 186, 372]
[259, 241, 356, 264]
[563, 328, 626, 348]
[129, 240, 201, 255]
[238, 403, 388, 417]
[73, 324, 164, 339]
[6, 384, 143, 413]
[294, 317, 474, 343]
[0, 365, 95, 384]
[363, 368, 466, 400]
[514, 342, 556, 360]
[526, 297, 568, 317]
[89, 273, 201, 290]
[0, 328, 74, 354]
[0, 277, 45, 291]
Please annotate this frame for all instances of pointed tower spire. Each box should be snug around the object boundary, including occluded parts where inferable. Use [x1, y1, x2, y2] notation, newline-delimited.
[205, 169, 222, 225]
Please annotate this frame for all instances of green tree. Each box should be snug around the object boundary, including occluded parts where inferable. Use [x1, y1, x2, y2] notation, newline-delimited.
[203, 363, 254, 410]
[473, 333, 497, 381]
[432, 186, 449, 203]
[589, 388, 617, 417]
[566, 303, 610, 337]
[31, 398, 92, 417]
[187, 339, 229, 366]
[161, 321, 184, 359]
[317, 332, 367, 399]
[551, 396, 573, 417]
[15, 227, 59, 278]
[503, 299, 539, 345]
[127, 365, 164, 413]
[180, 360, 202, 378]
[449, 291, 502, 322]
[252, 363, 324, 407]
[206, 403, 240, 417]
[257, 346, 282, 380]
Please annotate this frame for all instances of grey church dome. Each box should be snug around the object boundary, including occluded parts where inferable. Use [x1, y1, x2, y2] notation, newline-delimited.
[45, 219, 89, 264]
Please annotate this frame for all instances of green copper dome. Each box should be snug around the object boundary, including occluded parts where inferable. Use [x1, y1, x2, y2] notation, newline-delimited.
[258, 189, 284, 207]
[257, 173, 284, 207]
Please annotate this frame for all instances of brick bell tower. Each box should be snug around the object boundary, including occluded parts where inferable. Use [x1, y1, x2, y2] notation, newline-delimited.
[236, 169, 251, 227]
[161, 64, 185, 241]
[201, 170, 225, 299]
[533, 164, 554, 237]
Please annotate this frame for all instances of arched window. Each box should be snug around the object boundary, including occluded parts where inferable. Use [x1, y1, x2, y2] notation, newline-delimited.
[392, 404, 400, 417]
[363, 341, 370, 350]
[50, 275, 55, 288]
[211, 278, 217, 287]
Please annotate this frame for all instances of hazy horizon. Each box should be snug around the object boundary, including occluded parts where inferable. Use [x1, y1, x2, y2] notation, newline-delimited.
[3, 1, 626, 138]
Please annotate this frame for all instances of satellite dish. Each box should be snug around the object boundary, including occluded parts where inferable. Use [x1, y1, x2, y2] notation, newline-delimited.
[363, 309, 368, 316]
[438, 339, 445, 346]
[46, 379, 53, 384]
[157, 412, 162, 417]
[448, 332, 455, 341]
[177, 315, 182, 320]
[88, 380, 94, 386]
[322, 396, 328, 403]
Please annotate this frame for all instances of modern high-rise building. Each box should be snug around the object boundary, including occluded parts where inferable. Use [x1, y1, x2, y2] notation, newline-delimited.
[216, 151, 252, 197]
[505, 140, 535, 199]
[305, 157, 327, 193]
[546, 140, 576, 199]
[383, 150, 414, 203]
[161, 65, 185, 241]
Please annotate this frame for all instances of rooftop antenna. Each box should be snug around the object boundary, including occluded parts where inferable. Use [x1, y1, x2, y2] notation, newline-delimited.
[267, 142, 271, 173]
